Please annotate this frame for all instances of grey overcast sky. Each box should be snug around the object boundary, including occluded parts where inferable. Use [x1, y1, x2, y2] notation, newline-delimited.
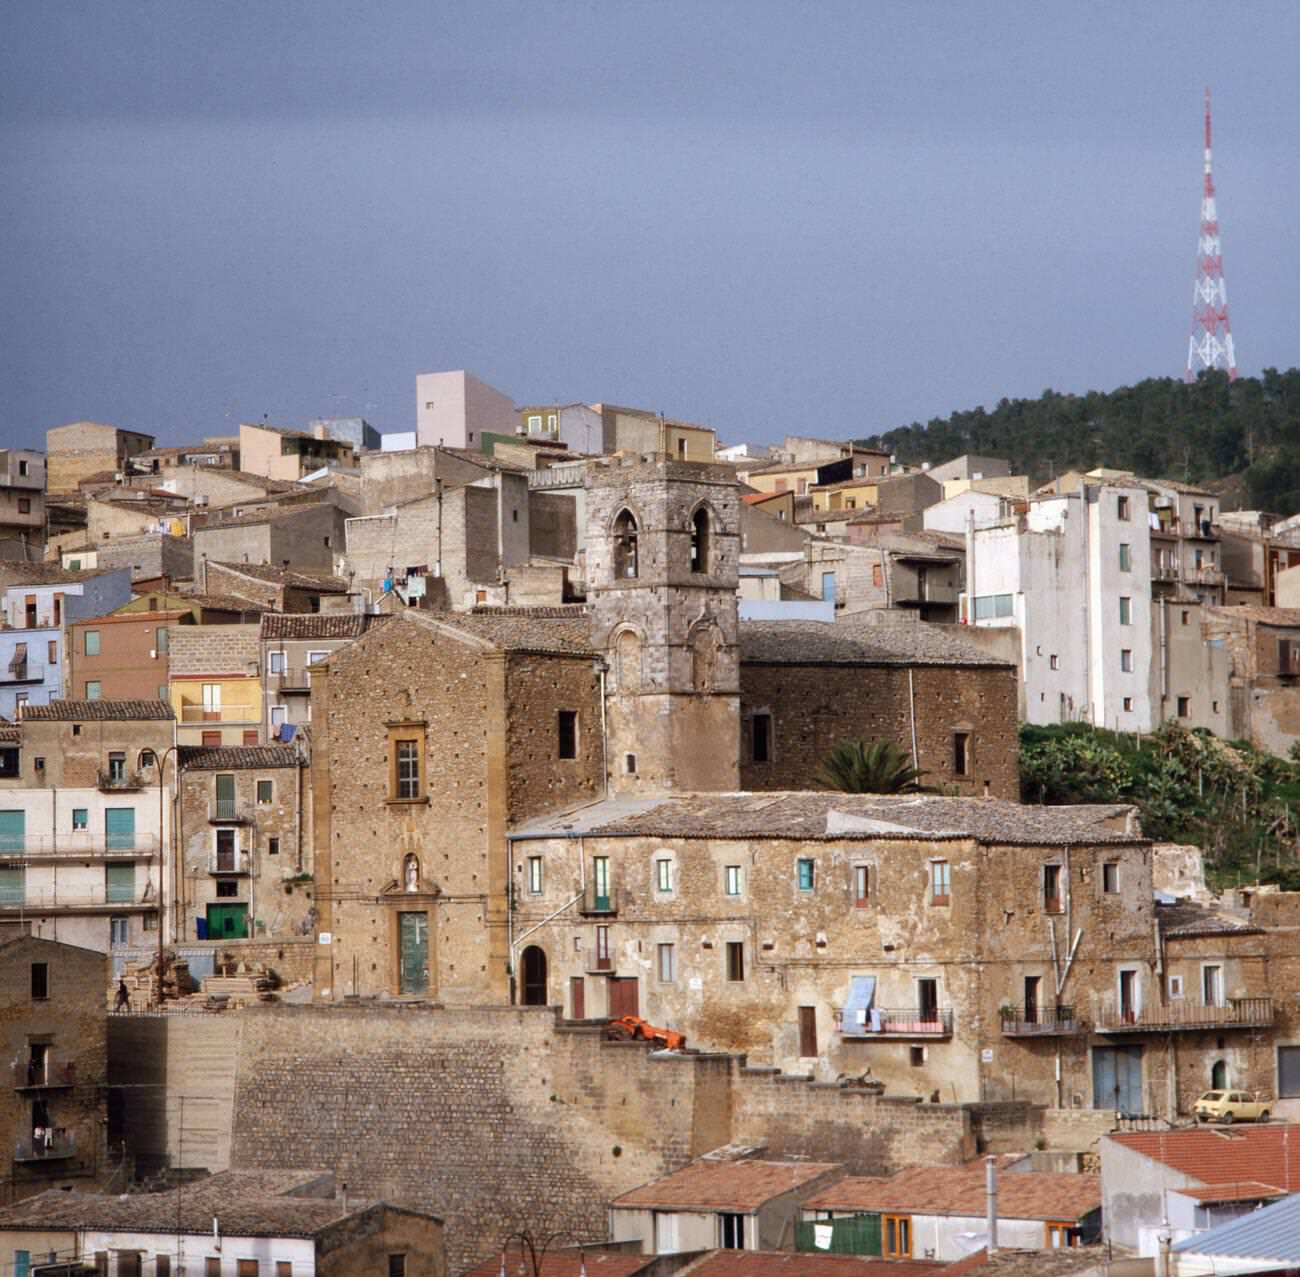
[2, 2, 1298, 449]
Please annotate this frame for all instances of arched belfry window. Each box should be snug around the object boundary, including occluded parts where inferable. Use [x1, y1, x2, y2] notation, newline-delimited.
[690, 507, 711, 574]
[613, 509, 639, 580]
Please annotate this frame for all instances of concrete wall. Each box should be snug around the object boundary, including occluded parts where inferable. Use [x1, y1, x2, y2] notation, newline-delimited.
[417, 372, 518, 450]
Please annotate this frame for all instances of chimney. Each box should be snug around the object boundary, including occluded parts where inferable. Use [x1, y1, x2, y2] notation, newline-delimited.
[985, 1154, 998, 1255]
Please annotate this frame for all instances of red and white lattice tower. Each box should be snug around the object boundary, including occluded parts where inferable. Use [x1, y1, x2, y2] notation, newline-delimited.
[1185, 88, 1238, 381]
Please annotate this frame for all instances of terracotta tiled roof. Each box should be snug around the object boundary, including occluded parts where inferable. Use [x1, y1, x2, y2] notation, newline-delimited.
[260, 612, 388, 641]
[421, 610, 594, 656]
[739, 620, 1011, 668]
[1107, 1124, 1300, 1192]
[1157, 900, 1259, 938]
[463, 1249, 657, 1277]
[939, 1250, 1102, 1276]
[517, 793, 1142, 848]
[612, 1160, 842, 1211]
[180, 746, 302, 770]
[209, 562, 350, 592]
[0, 1170, 403, 1238]
[677, 1254, 942, 1276]
[21, 699, 174, 721]
[803, 1168, 1100, 1222]
[181, 592, 270, 614]
[1172, 1181, 1286, 1203]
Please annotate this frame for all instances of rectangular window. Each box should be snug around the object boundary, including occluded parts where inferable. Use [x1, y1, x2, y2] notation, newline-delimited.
[1043, 863, 1063, 913]
[853, 864, 870, 907]
[206, 1262, 221, 1277]
[930, 860, 950, 905]
[0, 866, 24, 905]
[655, 858, 672, 893]
[1120, 649, 1133, 673]
[821, 571, 836, 603]
[110, 916, 129, 947]
[797, 858, 815, 891]
[557, 710, 578, 759]
[1117, 495, 1130, 521]
[268, 651, 285, 674]
[884, 1215, 912, 1260]
[155, 626, 169, 653]
[1102, 862, 1119, 893]
[726, 941, 745, 982]
[1168, 975, 1184, 999]
[719, 1213, 744, 1249]
[527, 856, 543, 895]
[657, 943, 676, 983]
[952, 731, 971, 777]
[388, 1258, 406, 1277]
[72, 808, 88, 831]
[84, 630, 100, 657]
[86, 681, 102, 701]
[256, 780, 273, 805]
[1203, 964, 1224, 1007]
[1119, 543, 1132, 571]
[751, 712, 771, 763]
[47, 640, 56, 664]
[1122, 696, 1133, 712]
[31, 962, 47, 1000]
[395, 739, 420, 799]
[1049, 654, 1060, 670]
[1177, 696, 1190, 717]
[201, 731, 221, 749]
[1119, 596, 1131, 625]
[106, 863, 135, 904]
[267, 837, 279, 856]
[595, 925, 611, 971]
[724, 865, 742, 897]
[798, 1005, 817, 1057]
[270, 705, 287, 730]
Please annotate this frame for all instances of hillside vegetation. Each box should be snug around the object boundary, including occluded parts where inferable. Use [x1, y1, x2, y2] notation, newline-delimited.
[1019, 722, 1300, 891]
[860, 368, 1300, 515]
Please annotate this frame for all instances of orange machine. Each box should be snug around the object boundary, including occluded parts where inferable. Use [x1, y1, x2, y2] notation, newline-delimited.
[606, 1015, 687, 1052]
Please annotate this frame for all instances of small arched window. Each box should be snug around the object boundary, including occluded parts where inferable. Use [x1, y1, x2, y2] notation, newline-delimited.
[613, 509, 639, 580]
[690, 507, 710, 574]
[138, 750, 158, 772]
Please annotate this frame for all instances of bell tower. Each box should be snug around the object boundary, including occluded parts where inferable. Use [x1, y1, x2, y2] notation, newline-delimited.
[587, 455, 740, 793]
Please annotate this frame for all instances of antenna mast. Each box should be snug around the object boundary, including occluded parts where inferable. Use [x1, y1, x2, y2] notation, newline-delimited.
[1185, 88, 1238, 382]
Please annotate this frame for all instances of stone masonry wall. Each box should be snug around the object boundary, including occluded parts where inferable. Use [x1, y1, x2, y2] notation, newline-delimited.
[740, 661, 1019, 799]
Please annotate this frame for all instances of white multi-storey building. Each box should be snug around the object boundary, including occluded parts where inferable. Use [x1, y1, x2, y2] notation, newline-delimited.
[965, 479, 1154, 729]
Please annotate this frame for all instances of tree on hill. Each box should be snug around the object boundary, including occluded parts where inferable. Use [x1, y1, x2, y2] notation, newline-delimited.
[856, 368, 1300, 515]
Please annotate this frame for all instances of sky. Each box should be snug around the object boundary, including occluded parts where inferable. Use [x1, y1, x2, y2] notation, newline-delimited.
[2, 2, 1298, 451]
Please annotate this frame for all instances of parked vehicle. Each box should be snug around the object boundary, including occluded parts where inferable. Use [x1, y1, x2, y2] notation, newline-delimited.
[1194, 1090, 1270, 1123]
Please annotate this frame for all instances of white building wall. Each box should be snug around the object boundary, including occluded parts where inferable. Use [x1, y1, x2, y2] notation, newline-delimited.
[80, 1230, 316, 1275]
[416, 370, 517, 450]
[922, 490, 1006, 536]
[1088, 486, 1155, 731]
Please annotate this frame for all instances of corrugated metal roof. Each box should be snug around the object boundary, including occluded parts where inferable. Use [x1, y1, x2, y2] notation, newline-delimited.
[1172, 1187, 1300, 1260]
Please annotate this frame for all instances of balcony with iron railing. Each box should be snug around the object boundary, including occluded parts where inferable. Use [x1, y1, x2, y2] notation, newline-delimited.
[96, 770, 147, 793]
[0, 833, 159, 861]
[207, 848, 250, 876]
[578, 884, 620, 916]
[835, 1007, 953, 1038]
[274, 667, 314, 694]
[12, 1057, 76, 1091]
[0, 662, 45, 685]
[209, 799, 254, 824]
[0, 887, 155, 914]
[178, 702, 259, 724]
[1184, 567, 1225, 587]
[1094, 996, 1273, 1033]
[15, 1129, 75, 1161]
[999, 1004, 1082, 1037]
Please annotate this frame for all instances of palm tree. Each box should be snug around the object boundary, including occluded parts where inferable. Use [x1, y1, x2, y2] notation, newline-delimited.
[819, 739, 933, 794]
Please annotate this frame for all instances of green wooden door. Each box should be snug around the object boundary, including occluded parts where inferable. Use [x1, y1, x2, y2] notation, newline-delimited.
[206, 903, 248, 939]
[105, 808, 135, 852]
[0, 866, 23, 905]
[214, 774, 236, 821]
[0, 810, 24, 853]
[399, 912, 429, 994]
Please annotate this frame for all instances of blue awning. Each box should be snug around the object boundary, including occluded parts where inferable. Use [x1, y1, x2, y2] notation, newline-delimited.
[843, 975, 876, 1031]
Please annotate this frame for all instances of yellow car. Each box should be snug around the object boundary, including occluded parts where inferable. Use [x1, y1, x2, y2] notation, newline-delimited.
[1194, 1090, 1271, 1124]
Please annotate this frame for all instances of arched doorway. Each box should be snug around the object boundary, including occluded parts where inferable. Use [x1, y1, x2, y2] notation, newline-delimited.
[1211, 1059, 1228, 1090]
[521, 945, 548, 1006]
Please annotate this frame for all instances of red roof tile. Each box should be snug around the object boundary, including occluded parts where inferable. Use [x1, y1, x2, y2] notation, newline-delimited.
[804, 1168, 1099, 1223]
[1172, 1181, 1287, 1203]
[612, 1160, 842, 1212]
[1107, 1125, 1300, 1192]
[678, 1254, 941, 1277]
[462, 1248, 654, 1277]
